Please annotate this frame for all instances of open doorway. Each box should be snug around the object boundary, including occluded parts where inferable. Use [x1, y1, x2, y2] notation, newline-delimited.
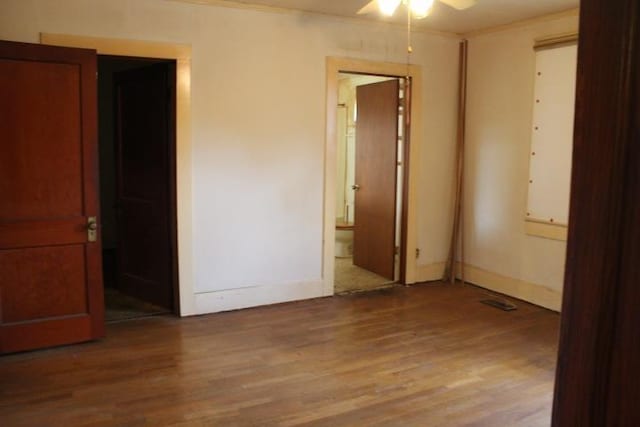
[98, 55, 178, 322]
[334, 73, 406, 294]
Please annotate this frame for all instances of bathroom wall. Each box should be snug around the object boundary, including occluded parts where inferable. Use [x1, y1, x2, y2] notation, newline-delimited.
[335, 77, 354, 222]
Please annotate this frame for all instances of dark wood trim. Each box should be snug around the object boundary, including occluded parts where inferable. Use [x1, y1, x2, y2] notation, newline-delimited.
[0, 316, 93, 354]
[166, 61, 181, 315]
[399, 76, 411, 285]
[552, 0, 640, 424]
[0, 39, 95, 64]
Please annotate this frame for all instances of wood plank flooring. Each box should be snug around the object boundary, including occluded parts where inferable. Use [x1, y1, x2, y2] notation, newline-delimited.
[0, 283, 560, 426]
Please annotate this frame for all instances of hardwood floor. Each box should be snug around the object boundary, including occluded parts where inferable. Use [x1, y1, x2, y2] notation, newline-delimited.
[0, 283, 560, 426]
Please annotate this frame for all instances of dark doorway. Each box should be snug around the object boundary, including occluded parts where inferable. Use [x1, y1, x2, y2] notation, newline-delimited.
[98, 55, 178, 322]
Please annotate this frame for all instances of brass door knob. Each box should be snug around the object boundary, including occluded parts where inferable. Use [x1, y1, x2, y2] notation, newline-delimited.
[87, 216, 98, 242]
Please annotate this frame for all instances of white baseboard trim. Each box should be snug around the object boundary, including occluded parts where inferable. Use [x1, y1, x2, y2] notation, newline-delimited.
[193, 280, 325, 315]
[459, 263, 562, 312]
[414, 262, 447, 283]
[190, 264, 561, 314]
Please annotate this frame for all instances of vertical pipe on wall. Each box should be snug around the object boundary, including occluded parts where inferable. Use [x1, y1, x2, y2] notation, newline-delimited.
[443, 39, 469, 284]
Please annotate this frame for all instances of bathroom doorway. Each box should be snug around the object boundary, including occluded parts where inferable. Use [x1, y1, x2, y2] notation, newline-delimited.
[334, 73, 406, 293]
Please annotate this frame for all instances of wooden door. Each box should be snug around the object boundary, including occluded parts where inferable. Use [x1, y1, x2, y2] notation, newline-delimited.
[0, 41, 103, 353]
[353, 79, 400, 280]
[552, 0, 640, 424]
[114, 63, 175, 310]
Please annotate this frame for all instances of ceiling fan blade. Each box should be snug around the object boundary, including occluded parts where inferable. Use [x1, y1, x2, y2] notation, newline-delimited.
[438, 0, 477, 10]
[357, 0, 379, 15]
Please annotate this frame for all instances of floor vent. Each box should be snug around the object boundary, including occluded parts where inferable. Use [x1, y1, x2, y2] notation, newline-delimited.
[481, 299, 517, 311]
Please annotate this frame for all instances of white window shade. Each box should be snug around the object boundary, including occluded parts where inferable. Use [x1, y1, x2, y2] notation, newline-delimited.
[526, 43, 578, 227]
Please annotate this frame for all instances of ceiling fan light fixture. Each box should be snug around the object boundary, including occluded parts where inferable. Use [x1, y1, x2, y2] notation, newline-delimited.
[409, 0, 435, 18]
[377, 0, 401, 16]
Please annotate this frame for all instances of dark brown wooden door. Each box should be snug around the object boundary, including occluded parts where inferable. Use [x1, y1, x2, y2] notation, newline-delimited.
[552, 0, 640, 424]
[0, 41, 103, 353]
[353, 79, 400, 280]
[114, 63, 174, 310]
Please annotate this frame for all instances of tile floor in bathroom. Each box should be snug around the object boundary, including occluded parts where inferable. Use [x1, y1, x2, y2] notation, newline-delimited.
[334, 257, 395, 294]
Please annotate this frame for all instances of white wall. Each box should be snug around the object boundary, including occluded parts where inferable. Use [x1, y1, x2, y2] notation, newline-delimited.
[0, 0, 460, 314]
[464, 14, 579, 310]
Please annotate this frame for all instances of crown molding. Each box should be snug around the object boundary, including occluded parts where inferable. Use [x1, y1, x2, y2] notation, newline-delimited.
[463, 7, 580, 38]
[165, 0, 462, 39]
[534, 31, 579, 50]
[166, 1, 580, 41]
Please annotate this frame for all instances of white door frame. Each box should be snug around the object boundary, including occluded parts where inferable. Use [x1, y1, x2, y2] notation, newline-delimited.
[323, 57, 422, 296]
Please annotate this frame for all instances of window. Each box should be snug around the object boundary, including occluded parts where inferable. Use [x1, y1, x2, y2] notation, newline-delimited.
[526, 35, 578, 241]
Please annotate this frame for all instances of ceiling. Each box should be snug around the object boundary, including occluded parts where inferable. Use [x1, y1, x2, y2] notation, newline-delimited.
[177, 0, 580, 34]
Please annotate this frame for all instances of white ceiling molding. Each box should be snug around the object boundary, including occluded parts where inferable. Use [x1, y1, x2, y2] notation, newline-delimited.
[464, 8, 579, 38]
[166, 0, 462, 38]
[167, 0, 580, 34]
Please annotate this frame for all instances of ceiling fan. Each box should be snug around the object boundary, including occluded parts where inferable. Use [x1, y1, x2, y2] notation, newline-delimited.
[358, 0, 477, 19]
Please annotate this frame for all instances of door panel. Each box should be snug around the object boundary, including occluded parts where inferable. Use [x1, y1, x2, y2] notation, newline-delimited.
[0, 40, 103, 354]
[1, 245, 87, 323]
[0, 60, 84, 219]
[353, 79, 400, 280]
[115, 63, 174, 310]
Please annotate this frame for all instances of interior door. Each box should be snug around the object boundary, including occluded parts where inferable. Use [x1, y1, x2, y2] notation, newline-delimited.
[0, 41, 103, 353]
[353, 79, 400, 280]
[114, 63, 174, 310]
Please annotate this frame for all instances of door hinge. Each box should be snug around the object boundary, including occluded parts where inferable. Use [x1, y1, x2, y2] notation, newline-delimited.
[415, 248, 420, 259]
[395, 246, 400, 255]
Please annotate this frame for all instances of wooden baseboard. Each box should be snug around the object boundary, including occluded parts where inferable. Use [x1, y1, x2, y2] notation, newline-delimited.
[413, 262, 447, 283]
[459, 263, 562, 312]
[193, 280, 324, 314]
[413, 261, 562, 312]
[192, 262, 561, 314]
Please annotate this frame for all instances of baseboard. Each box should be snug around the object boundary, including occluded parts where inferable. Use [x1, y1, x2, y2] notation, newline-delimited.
[459, 263, 562, 312]
[193, 279, 325, 314]
[413, 262, 447, 283]
[191, 264, 561, 314]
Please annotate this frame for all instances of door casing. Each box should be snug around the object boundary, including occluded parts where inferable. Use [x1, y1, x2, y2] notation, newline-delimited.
[324, 57, 422, 294]
[41, 34, 195, 315]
